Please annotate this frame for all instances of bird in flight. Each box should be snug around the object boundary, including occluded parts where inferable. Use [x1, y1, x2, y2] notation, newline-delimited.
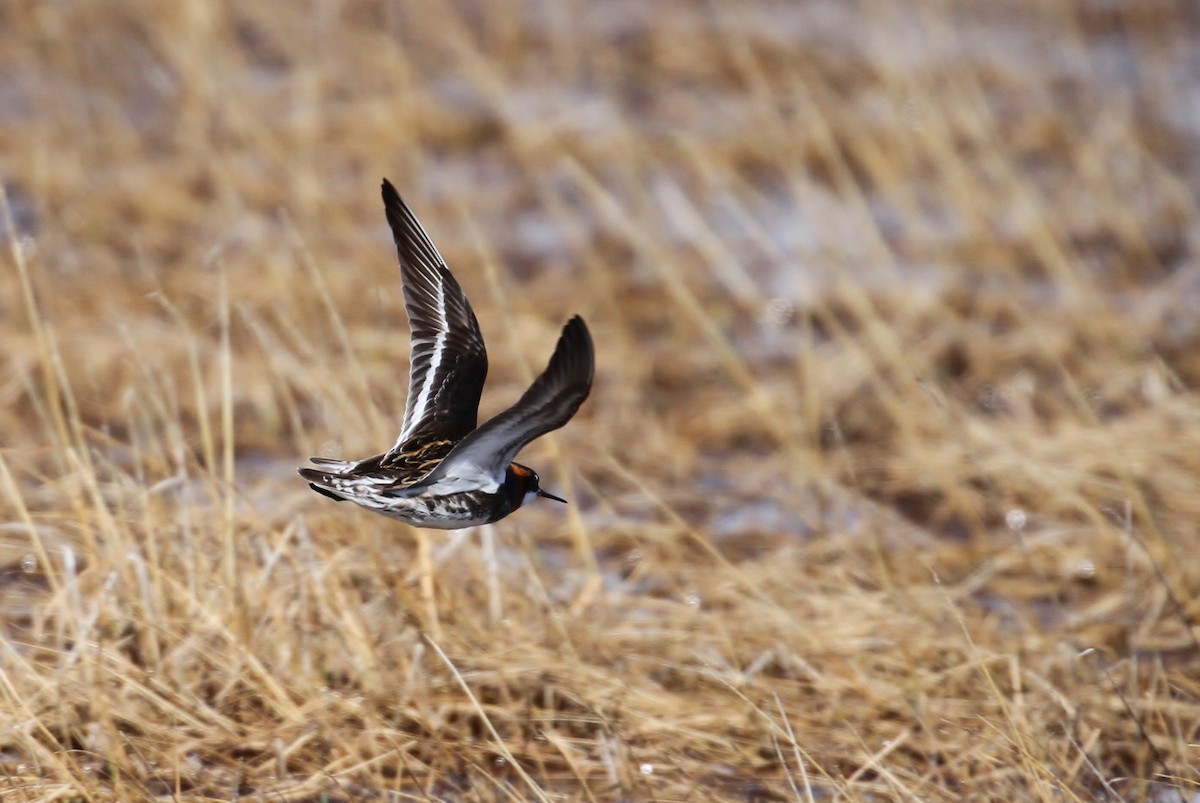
[298, 179, 594, 529]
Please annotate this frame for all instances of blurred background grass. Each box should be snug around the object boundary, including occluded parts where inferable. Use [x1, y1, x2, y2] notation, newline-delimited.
[2, 0, 1200, 800]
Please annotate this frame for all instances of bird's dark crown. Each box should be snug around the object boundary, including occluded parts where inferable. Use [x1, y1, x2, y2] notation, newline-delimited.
[505, 462, 540, 500]
[504, 462, 567, 508]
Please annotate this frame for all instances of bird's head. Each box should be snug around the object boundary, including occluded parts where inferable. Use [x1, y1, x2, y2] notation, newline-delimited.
[505, 462, 567, 509]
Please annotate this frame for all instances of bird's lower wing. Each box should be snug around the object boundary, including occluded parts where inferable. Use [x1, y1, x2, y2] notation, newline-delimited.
[392, 316, 594, 498]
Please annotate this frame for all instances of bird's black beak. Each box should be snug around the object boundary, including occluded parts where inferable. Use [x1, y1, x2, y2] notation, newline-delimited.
[537, 489, 567, 504]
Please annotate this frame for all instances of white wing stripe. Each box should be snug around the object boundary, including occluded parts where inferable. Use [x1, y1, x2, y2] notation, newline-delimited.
[396, 265, 448, 445]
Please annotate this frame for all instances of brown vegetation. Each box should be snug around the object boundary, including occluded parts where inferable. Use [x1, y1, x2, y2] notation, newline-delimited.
[1, 1, 1199, 800]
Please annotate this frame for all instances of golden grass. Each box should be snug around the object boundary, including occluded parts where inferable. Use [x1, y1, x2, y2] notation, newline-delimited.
[1, 0, 1199, 799]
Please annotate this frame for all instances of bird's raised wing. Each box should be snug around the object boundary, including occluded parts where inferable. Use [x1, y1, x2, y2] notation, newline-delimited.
[381, 179, 488, 464]
[393, 316, 594, 496]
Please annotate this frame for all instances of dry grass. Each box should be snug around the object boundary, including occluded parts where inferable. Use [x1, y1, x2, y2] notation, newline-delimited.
[1, 0, 1199, 800]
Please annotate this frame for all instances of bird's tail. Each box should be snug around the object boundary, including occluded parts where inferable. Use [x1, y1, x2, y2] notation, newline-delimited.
[298, 467, 349, 502]
[307, 457, 358, 475]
